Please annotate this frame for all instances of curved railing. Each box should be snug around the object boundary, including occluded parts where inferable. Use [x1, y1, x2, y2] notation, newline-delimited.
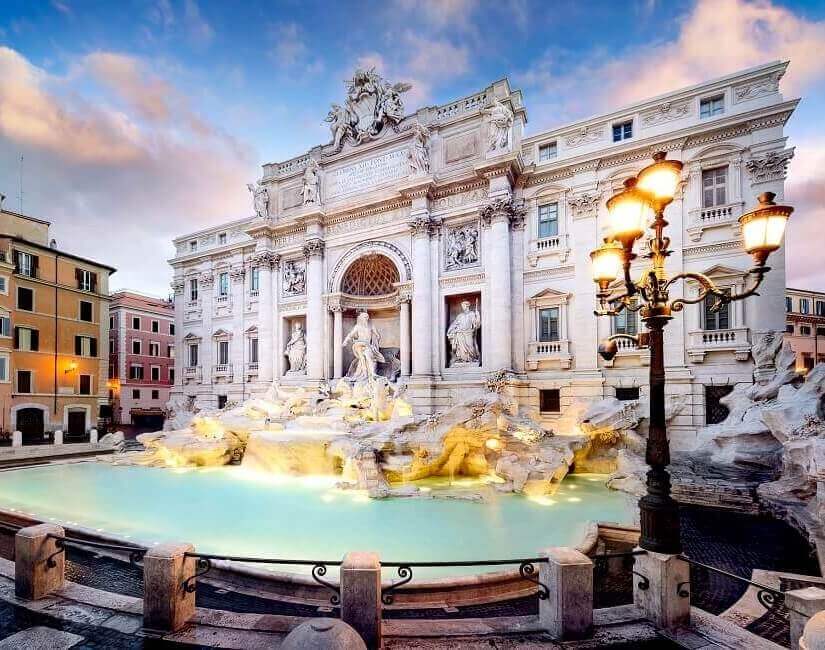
[44, 533, 147, 568]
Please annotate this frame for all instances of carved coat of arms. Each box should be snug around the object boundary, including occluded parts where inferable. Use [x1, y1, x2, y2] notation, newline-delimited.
[325, 68, 411, 150]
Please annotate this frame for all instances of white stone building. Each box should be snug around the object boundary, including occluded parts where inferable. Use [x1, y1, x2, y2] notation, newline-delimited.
[169, 61, 796, 449]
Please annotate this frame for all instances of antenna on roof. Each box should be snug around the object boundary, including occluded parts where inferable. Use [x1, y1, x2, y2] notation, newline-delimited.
[18, 155, 23, 213]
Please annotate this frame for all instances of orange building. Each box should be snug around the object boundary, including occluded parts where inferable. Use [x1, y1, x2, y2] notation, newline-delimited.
[0, 207, 115, 443]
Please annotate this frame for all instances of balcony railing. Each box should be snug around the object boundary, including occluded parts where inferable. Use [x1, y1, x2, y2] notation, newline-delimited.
[212, 364, 232, 378]
[536, 235, 562, 251]
[246, 362, 259, 375]
[687, 327, 750, 363]
[526, 339, 572, 370]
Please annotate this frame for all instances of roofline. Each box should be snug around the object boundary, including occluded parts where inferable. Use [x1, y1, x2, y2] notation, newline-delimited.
[110, 288, 174, 303]
[172, 216, 256, 245]
[0, 208, 51, 227]
[10, 236, 117, 273]
[787, 287, 825, 296]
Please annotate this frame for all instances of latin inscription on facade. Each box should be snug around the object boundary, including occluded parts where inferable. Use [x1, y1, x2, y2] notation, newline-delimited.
[326, 149, 408, 199]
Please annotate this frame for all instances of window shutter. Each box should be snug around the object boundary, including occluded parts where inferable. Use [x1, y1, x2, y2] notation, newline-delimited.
[75, 336, 82, 356]
[30, 329, 38, 351]
[90, 273, 98, 292]
[75, 268, 82, 288]
[13, 251, 19, 273]
[90, 338, 98, 357]
[31, 256, 38, 277]
[14, 327, 19, 349]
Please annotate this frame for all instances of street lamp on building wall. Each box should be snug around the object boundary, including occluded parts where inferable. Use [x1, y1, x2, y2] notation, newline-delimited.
[589, 151, 793, 554]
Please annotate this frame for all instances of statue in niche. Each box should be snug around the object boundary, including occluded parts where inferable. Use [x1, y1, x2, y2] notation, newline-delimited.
[325, 104, 352, 151]
[282, 261, 305, 295]
[285, 322, 307, 374]
[447, 299, 481, 366]
[247, 182, 270, 220]
[408, 123, 430, 175]
[482, 98, 514, 153]
[300, 159, 320, 206]
[445, 225, 479, 270]
[343, 312, 385, 382]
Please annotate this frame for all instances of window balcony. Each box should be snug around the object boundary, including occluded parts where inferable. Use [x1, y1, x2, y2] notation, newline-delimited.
[212, 364, 233, 381]
[526, 339, 572, 370]
[527, 233, 570, 267]
[215, 295, 230, 304]
[602, 336, 651, 367]
[183, 366, 201, 383]
[687, 327, 750, 363]
[246, 362, 259, 377]
[687, 201, 744, 242]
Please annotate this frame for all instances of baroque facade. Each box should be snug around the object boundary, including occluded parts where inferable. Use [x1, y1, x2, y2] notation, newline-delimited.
[170, 62, 796, 449]
[785, 287, 825, 374]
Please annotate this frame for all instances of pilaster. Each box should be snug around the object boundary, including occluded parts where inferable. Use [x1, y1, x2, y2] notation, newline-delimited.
[303, 228, 326, 380]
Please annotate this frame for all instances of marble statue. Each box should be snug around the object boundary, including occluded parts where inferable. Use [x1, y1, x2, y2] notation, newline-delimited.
[482, 98, 514, 152]
[447, 300, 481, 366]
[445, 225, 479, 269]
[407, 123, 430, 175]
[301, 159, 320, 206]
[247, 182, 270, 220]
[343, 312, 385, 382]
[282, 261, 305, 295]
[325, 104, 351, 151]
[285, 322, 307, 374]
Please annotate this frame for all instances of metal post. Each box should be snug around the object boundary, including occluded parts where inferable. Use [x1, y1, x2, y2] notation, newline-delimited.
[639, 317, 681, 554]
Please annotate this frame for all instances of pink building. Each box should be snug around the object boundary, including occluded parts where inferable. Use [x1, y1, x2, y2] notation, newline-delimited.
[109, 291, 175, 428]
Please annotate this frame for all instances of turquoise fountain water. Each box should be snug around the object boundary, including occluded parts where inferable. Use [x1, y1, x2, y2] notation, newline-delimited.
[0, 462, 634, 577]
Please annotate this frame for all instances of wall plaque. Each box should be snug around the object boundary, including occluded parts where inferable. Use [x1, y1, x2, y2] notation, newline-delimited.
[326, 149, 408, 199]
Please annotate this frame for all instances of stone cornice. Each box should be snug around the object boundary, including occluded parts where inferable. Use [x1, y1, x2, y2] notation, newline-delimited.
[682, 239, 742, 259]
[474, 155, 521, 186]
[397, 178, 436, 200]
[523, 266, 575, 283]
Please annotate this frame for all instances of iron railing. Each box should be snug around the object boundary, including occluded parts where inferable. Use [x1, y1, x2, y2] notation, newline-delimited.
[181, 552, 343, 605]
[380, 558, 551, 605]
[44, 533, 146, 568]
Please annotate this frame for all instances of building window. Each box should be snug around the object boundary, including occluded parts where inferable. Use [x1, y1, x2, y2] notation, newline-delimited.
[14, 251, 38, 278]
[786, 296, 793, 312]
[132, 340, 141, 354]
[15, 327, 39, 351]
[801, 325, 812, 336]
[705, 385, 733, 424]
[167, 345, 174, 358]
[151, 320, 159, 333]
[170, 323, 176, 335]
[110, 316, 115, 328]
[539, 389, 561, 413]
[816, 300, 825, 317]
[79, 374, 92, 395]
[217, 340, 230, 365]
[17, 286, 33, 312]
[149, 342, 159, 357]
[538, 142, 557, 162]
[76, 268, 96, 292]
[189, 240, 197, 252]
[800, 298, 810, 314]
[250, 267, 260, 293]
[152, 389, 159, 400]
[786, 324, 794, 334]
[700, 95, 724, 119]
[79, 300, 93, 322]
[0, 354, 8, 382]
[132, 389, 140, 399]
[250, 337, 259, 363]
[189, 278, 199, 301]
[76, 335, 98, 357]
[16, 370, 32, 394]
[0, 276, 7, 294]
[612, 120, 632, 142]
[538, 202, 559, 239]
[817, 327, 825, 337]
[703, 293, 730, 330]
[218, 233, 227, 245]
[108, 364, 115, 378]
[218, 272, 230, 297]
[132, 316, 141, 330]
[702, 167, 727, 208]
[151, 366, 160, 381]
[538, 307, 560, 342]
[615, 387, 640, 401]
[130, 365, 144, 380]
[169, 368, 175, 384]
[109, 339, 116, 354]
[0, 315, 10, 337]
[188, 344, 199, 367]
[613, 309, 638, 336]
[217, 395, 228, 409]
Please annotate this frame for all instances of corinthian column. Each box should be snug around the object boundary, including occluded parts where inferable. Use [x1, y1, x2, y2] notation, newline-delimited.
[481, 198, 523, 371]
[410, 217, 433, 377]
[230, 265, 246, 386]
[303, 238, 325, 380]
[254, 251, 277, 383]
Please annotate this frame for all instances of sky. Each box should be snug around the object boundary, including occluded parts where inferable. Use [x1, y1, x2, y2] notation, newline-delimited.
[0, 0, 824, 296]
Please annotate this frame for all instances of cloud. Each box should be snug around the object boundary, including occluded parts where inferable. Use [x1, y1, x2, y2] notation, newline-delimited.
[268, 22, 323, 75]
[785, 140, 825, 291]
[183, 0, 214, 46]
[0, 47, 253, 295]
[390, 0, 478, 30]
[519, 0, 825, 126]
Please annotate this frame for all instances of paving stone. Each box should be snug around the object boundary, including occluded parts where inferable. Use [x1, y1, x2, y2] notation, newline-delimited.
[0, 626, 84, 649]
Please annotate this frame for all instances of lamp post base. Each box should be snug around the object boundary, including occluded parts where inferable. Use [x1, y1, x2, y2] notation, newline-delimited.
[639, 468, 681, 554]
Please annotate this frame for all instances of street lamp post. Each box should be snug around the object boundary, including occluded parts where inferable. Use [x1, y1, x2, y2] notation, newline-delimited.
[590, 152, 793, 554]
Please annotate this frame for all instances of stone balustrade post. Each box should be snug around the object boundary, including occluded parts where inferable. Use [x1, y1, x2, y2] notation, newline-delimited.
[787, 587, 825, 650]
[12, 430, 21, 447]
[54, 430, 63, 445]
[15, 524, 65, 599]
[143, 543, 196, 632]
[340, 552, 382, 649]
[633, 550, 690, 630]
[539, 547, 593, 640]
[90, 429, 98, 444]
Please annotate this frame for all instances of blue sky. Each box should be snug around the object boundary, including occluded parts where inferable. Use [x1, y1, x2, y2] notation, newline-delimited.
[0, 0, 824, 294]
